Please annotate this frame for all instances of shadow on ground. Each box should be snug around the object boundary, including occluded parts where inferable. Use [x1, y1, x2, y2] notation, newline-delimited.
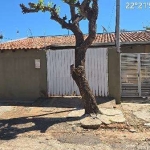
[0, 97, 115, 141]
[0, 97, 114, 108]
[0, 112, 82, 140]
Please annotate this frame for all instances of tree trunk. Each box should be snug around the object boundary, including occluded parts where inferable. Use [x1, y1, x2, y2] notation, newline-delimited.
[71, 47, 100, 115]
[20, 0, 99, 114]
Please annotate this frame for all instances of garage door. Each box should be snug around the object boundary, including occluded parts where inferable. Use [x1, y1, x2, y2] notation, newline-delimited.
[47, 48, 108, 97]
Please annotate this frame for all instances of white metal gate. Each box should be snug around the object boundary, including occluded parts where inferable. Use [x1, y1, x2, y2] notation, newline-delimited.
[121, 53, 150, 97]
[47, 48, 108, 97]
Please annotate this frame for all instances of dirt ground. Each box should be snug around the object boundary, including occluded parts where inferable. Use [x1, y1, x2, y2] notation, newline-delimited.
[0, 97, 150, 150]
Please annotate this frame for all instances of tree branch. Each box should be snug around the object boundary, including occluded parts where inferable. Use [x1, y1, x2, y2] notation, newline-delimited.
[64, 0, 92, 23]
[80, 0, 98, 49]
[20, 0, 98, 48]
[79, 0, 92, 19]
[69, 5, 76, 22]
[69, 5, 84, 25]
[20, 1, 84, 46]
[63, 0, 80, 7]
[20, 3, 71, 30]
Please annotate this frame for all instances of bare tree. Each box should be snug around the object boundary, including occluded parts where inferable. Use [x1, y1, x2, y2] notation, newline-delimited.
[20, 0, 100, 115]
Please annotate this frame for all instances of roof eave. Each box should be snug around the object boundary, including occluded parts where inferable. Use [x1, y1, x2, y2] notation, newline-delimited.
[121, 41, 150, 45]
[47, 41, 150, 49]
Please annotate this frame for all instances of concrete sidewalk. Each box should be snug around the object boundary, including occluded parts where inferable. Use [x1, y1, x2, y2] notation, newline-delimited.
[121, 99, 150, 131]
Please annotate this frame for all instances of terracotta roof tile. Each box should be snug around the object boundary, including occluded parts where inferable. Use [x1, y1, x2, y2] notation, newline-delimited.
[0, 31, 150, 50]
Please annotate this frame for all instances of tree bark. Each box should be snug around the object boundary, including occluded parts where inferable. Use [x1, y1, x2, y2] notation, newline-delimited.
[71, 46, 100, 115]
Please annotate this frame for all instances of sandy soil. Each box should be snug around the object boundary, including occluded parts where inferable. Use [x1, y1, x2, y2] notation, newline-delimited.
[0, 97, 150, 150]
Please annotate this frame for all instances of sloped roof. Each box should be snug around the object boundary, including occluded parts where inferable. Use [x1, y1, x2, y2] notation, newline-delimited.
[0, 31, 150, 50]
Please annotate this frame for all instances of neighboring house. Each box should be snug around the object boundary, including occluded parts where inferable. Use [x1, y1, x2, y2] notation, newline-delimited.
[0, 30, 150, 103]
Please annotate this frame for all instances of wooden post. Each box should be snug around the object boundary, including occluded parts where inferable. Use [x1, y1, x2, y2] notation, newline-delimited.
[116, 0, 120, 53]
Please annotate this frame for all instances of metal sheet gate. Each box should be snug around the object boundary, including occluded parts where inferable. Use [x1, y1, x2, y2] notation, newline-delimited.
[47, 48, 108, 97]
[121, 53, 150, 97]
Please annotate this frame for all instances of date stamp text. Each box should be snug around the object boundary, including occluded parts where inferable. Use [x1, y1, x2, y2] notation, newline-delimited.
[126, 2, 150, 9]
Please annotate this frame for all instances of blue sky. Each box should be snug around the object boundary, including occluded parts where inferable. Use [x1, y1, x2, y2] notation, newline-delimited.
[0, 0, 150, 42]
